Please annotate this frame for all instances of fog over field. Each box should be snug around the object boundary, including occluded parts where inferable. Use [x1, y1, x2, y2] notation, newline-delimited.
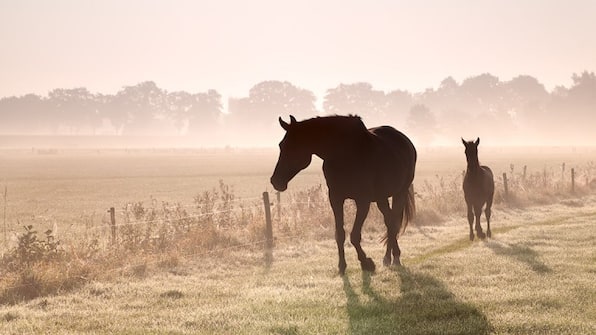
[1, 2, 595, 334]
[1, 72, 596, 149]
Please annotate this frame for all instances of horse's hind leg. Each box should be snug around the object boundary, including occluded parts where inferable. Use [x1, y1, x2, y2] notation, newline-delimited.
[377, 198, 394, 266]
[351, 200, 375, 272]
[330, 195, 347, 275]
[486, 196, 493, 238]
[390, 194, 406, 266]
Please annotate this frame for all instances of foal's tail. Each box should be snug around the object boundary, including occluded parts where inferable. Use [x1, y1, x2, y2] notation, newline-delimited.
[398, 184, 416, 238]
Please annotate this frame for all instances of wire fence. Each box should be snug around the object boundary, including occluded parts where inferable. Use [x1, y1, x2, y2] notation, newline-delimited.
[0, 188, 336, 300]
[1, 161, 593, 251]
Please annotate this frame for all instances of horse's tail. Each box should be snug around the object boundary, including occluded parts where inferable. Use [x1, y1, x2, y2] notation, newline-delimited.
[398, 184, 415, 238]
[382, 184, 415, 244]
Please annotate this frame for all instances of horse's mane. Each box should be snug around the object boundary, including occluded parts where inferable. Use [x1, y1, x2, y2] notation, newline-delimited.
[302, 114, 368, 134]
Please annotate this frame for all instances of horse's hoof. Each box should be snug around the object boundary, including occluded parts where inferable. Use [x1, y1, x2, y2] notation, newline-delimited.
[361, 258, 376, 272]
[487, 230, 492, 238]
[469, 233, 475, 241]
[477, 231, 486, 239]
[392, 258, 402, 267]
[339, 262, 347, 275]
[383, 256, 391, 267]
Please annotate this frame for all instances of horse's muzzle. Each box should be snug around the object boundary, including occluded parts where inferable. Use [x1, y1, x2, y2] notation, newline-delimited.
[270, 176, 287, 192]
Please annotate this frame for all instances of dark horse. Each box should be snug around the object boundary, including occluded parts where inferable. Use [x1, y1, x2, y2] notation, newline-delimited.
[462, 137, 494, 241]
[271, 115, 416, 274]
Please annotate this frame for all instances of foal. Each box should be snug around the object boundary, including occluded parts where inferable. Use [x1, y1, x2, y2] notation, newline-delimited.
[462, 138, 494, 240]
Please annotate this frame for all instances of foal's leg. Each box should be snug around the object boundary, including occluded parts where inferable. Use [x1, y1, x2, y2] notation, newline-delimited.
[467, 204, 475, 241]
[376, 198, 394, 266]
[351, 200, 375, 272]
[486, 196, 493, 238]
[330, 196, 347, 275]
[474, 203, 486, 239]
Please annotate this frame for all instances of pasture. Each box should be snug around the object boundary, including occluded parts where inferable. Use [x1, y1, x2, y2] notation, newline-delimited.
[1, 146, 595, 334]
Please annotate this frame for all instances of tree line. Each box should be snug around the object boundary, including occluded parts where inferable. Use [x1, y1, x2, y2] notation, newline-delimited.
[0, 71, 595, 146]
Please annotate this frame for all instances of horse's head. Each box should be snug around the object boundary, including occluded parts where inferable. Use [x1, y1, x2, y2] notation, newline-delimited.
[462, 137, 480, 166]
[271, 115, 313, 192]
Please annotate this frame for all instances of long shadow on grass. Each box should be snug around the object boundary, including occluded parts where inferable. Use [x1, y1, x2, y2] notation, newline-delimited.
[487, 241, 551, 274]
[343, 268, 492, 335]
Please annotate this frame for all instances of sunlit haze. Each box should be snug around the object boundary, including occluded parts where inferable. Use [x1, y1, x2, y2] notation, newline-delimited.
[2, 0, 595, 97]
[1, 0, 596, 147]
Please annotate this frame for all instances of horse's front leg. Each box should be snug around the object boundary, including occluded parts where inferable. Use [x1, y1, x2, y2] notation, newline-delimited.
[474, 204, 486, 239]
[329, 195, 347, 275]
[467, 204, 475, 241]
[351, 199, 375, 272]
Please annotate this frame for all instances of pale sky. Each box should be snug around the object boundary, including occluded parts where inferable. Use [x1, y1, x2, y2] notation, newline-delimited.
[1, 0, 595, 100]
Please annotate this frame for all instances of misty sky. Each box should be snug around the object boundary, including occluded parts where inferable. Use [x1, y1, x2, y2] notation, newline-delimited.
[1, 0, 595, 99]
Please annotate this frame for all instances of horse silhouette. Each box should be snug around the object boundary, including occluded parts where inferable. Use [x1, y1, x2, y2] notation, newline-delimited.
[462, 138, 494, 240]
[271, 115, 416, 274]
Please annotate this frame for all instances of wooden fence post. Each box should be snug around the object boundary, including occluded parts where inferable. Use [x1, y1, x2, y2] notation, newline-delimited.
[263, 192, 274, 265]
[262, 192, 273, 250]
[571, 168, 575, 193]
[3, 186, 6, 244]
[276, 191, 281, 221]
[523, 165, 527, 181]
[502, 173, 509, 200]
[108, 207, 116, 245]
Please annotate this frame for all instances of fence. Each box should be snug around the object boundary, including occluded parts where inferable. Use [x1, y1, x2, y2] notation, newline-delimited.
[1, 161, 593, 257]
[500, 165, 582, 201]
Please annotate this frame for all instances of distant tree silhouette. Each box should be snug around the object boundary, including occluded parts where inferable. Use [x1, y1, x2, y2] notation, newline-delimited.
[166, 91, 194, 134]
[548, 71, 596, 141]
[227, 81, 316, 144]
[323, 82, 387, 125]
[460, 73, 502, 115]
[500, 75, 549, 138]
[111, 81, 168, 135]
[48, 88, 100, 134]
[0, 94, 50, 134]
[569, 71, 596, 107]
[187, 89, 222, 136]
[1, 72, 596, 145]
[406, 104, 437, 146]
[385, 89, 413, 127]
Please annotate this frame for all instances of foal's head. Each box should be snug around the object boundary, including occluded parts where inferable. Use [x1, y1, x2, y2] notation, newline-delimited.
[462, 137, 480, 167]
[270, 115, 312, 191]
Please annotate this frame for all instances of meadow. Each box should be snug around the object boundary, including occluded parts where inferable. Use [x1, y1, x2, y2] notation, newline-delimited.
[1, 146, 593, 237]
[0, 146, 595, 334]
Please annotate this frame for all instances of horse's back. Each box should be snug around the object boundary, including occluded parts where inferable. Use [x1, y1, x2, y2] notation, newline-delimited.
[463, 166, 495, 205]
[369, 126, 417, 194]
[369, 126, 416, 161]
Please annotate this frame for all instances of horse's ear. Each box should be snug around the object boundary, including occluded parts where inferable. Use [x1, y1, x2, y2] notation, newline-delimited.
[290, 115, 297, 124]
[279, 117, 290, 131]
[475, 137, 480, 146]
[461, 138, 467, 146]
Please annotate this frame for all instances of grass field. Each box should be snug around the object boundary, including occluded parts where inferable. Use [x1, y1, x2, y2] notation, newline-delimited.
[1, 196, 595, 334]
[0, 146, 595, 334]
